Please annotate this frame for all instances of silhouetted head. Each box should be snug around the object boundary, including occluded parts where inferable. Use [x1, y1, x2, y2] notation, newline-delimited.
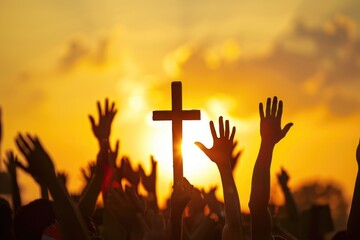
[14, 198, 56, 240]
[0, 197, 15, 239]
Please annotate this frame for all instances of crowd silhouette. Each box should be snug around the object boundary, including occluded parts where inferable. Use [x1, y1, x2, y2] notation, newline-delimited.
[0, 96, 358, 240]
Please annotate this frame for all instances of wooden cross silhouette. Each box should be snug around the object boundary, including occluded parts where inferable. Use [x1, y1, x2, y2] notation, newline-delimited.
[153, 81, 201, 185]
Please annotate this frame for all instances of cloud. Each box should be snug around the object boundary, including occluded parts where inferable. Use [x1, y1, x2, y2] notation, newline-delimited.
[165, 14, 360, 118]
[58, 36, 111, 72]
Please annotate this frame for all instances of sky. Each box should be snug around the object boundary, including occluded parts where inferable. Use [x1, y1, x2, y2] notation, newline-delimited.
[0, 0, 360, 212]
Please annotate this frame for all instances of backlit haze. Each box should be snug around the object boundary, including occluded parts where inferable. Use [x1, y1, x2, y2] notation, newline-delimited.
[1, 0, 360, 211]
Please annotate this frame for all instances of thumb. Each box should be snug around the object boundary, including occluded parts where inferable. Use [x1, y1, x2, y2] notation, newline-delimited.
[88, 115, 96, 129]
[194, 141, 208, 155]
[281, 122, 293, 138]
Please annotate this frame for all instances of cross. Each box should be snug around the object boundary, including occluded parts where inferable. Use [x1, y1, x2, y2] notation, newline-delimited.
[153, 81, 201, 185]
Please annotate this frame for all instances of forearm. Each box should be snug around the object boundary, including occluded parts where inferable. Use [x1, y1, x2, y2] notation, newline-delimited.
[78, 173, 102, 217]
[249, 141, 274, 211]
[249, 141, 274, 240]
[280, 185, 299, 220]
[10, 174, 21, 213]
[47, 176, 90, 240]
[348, 170, 360, 237]
[218, 164, 242, 238]
[147, 192, 159, 212]
[170, 210, 184, 240]
[41, 185, 49, 200]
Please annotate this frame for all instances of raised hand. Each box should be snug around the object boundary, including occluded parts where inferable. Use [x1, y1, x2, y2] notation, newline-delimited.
[15, 133, 55, 186]
[250, 97, 293, 240]
[277, 167, 290, 188]
[230, 141, 243, 171]
[4, 151, 18, 177]
[201, 186, 222, 217]
[170, 177, 194, 240]
[96, 139, 119, 173]
[171, 177, 194, 214]
[259, 97, 293, 146]
[57, 171, 68, 192]
[89, 98, 117, 143]
[16, 134, 90, 239]
[4, 150, 22, 212]
[120, 156, 140, 189]
[81, 161, 96, 183]
[196, 116, 243, 239]
[139, 155, 157, 194]
[195, 116, 236, 168]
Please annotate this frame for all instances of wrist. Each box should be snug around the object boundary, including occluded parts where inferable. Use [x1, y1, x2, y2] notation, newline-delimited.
[217, 161, 232, 173]
[280, 184, 289, 191]
[260, 140, 276, 151]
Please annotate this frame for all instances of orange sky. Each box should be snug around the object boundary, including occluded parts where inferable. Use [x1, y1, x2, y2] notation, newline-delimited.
[0, 0, 360, 212]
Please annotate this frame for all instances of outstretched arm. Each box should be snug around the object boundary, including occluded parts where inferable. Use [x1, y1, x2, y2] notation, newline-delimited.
[15, 134, 90, 240]
[4, 151, 22, 213]
[196, 116, 243, 240]
[170, 177, 194, 240]
[249, 97, 293, 240]
[277, 167, 299, 238]
[16, 156, 49, 200]
[79, 140, 119, 217]
[347, 140, 360, 238]
[78, 99, 118, 217]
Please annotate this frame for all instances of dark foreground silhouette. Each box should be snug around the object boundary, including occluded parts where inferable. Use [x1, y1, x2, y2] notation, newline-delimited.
[0, 95, 358, 240]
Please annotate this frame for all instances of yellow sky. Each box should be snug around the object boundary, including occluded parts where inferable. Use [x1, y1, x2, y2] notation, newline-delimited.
[1, 0, 360, 212]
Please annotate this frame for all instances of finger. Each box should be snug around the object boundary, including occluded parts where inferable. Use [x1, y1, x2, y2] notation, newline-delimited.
[225, 120, 230, 138]
[209, 121, 217, 139]
[271, 96, 278, 117]
[266, 97, 271, 117]
[15, 161, 29, 172]
[281, 123, 293, 138]
[81, 168, 88, 179]
[32, 136, 43, 151]
[229, 126, 236, 143]
[233, 150, 242, 162]
[195, 142, 209, 156]
[150, 155, 157, 171]
[6, 150, 13, 161]
[138, 164, 145, 175]
[233, 141, 238, 150]
[110, 109, 118, 121]
[16, 135, 29, 156]
[219, 116, 224, 137]
[150, 155, 156, 165]
[277, 100, 283, 120]
[110, 102, 115, 112]
[97, 101, 102, 118]
[19, 134, 32, 152]
[88, 115, 96, 129]
[259, 103, 265, 119]
[105, 98, 109, 114]
[113, 140, 120, 156]
[26, 133, 37, 147]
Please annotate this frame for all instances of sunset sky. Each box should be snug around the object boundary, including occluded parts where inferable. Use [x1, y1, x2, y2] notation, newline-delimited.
[1, 0, 360, 211]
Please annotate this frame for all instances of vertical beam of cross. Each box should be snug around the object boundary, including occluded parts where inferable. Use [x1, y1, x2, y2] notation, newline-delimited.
[153, 81, 201, 185]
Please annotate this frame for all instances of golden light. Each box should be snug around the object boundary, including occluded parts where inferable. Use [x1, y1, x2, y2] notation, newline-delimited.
[148, 110, 220, 185]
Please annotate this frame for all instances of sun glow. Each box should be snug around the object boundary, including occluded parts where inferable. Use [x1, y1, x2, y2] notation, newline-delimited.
[149, 110, 221, 187]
